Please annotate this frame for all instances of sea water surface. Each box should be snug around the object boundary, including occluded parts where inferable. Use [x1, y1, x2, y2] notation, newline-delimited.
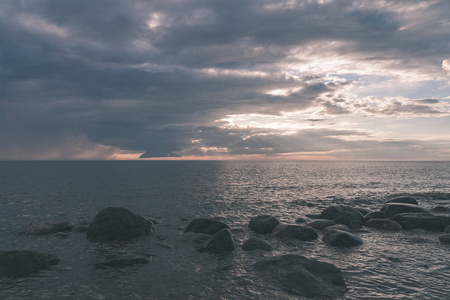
[0, 161, 449, 299]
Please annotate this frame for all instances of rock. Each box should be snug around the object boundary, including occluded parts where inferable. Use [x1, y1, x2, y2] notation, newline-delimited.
[385, 196, 419, 205]
[323, 224, 351, 235]
[393, 213, 450, 231]
[93, 257, 152, 269]
[0, 250, 60, 278]
[295, 217, 307, 224]
[381, 203, 427, 217]
[438, 234, 450, 244]
[86, 207, 153, 243]
[319, 205, 363, 229]
[254, 254, 347, 298]
[364, 218, 402, 231]
[184, 218, 229, 235]
[363, 211, 388, 223]
[248, 215, 280, 234]
[199, 228, 236, 253]
[306, 219, 336, 231]
[19, 221, 74, 236]
[242, 238, 272, 251]
[273, 225, 318, 241]
[323, 229, 363, 247]
[445, 225, 450, 233]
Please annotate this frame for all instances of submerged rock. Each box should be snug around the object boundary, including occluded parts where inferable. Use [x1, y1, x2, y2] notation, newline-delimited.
[306, 219, 336, 231]
[0, 250, 60, 278]
[200, 228, 236, 253]
[254, 254, 347, 299]
[19, 221, 74, 236]
[385, 196, 419, 205]
[242, 238, 272, 251]
[273, 225, 318, 241]
[381, 203, 427, 217]
[364, 218, 402, 231]
[323, 229, 363, 247]
[363, 211, 388, 223]
[184, 219, 229, 235]
[93, 257, 152, 269]
[86, 207, 153, 243]
[319, 205, 363, 229]
[248, 215, 280, 234]
[393, 213, 450, 231]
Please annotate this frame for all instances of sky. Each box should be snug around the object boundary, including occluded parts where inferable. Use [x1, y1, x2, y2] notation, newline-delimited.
[0, 0, 449, 160]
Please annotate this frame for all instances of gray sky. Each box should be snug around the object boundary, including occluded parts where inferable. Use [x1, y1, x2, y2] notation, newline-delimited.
[1, 0, 449, 160]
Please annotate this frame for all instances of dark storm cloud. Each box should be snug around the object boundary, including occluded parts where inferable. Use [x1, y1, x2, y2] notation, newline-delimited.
[0, 0, 449, 159]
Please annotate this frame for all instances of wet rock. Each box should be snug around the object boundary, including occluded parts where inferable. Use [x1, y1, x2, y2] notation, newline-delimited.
[86, 207, 153, 243]
[363, 211, 388, 223]
[381, 203, 427, 217]
[364, 218, 402, 231]
[248, 215, 280, 234]
[93, 257, 152, 269]
[273, 225, 318, 241]
[295, 217, 307, 224]
[0, 250, 60, 278]
[323, 229, 363, 247]
[319, 205, 363, 229]
[385, 196, 419, 205]
[438, 234, 450, 244]
[254, 254, 347, 299]
[200, 228, 236, 253]
[393, 213, 450, 231]
[242, 238, 272, 251]
[19, 221, 74, 236]
[323, 224, 351, 235]
[306, 219, 336, 231]
[184, 218, 229, 235]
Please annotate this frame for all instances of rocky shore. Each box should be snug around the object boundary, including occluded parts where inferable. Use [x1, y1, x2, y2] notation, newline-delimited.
[2, 193, 450, 299]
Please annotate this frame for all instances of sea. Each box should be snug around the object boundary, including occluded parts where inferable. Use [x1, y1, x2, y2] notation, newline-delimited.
[0, 161, 449, 299]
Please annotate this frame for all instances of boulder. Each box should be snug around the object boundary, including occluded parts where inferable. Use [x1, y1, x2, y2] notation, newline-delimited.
[363, 211, 388, 223]
[199, 228, 236, 253]
[364, 218, 402, 231]
[306, 219, 336, 231]
[0, 251, 60, 278]
[323, 224, 351, 235]
[86, 207, 153, 243]
[381, 203, 427, 217]
[254, 254, 347, 298]
[242, 238, 272, 251]
[19, 221, 74, 236]
[319, 205, 363, 229]
[393, 213, 450, 231]
[93, 257, 152, 269]
[273, 225, 318, 241]
[385, 196, 419, 205]
[184, 218, 229, 235]
[438, 234, 450, 244]
[323, 229, 363, 247]
[248, 215, 280, 234]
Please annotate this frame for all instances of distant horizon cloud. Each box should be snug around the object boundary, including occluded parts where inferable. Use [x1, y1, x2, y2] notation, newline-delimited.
[0, 0, 449, 160]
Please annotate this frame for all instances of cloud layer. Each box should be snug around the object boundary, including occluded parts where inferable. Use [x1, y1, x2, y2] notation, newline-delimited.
[1, 0, 449, 160]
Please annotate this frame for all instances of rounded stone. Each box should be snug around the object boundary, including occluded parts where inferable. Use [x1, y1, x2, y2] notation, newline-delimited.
[248, 215, 280, 234]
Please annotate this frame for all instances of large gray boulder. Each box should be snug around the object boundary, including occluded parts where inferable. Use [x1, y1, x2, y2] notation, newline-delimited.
[392, 213, 450, 231]
[323, 229, 363, 247]
[385, 196, 419, 205]
[248, 215, 280, 234]
[254, 254, 347, 298]
[273, 225, 318, 241]
[0, 251, 60, 278]
[184, 218, 229, 235]
[86, 207, 153, 242]
[199, 228, 236, 253]
[364, 218, 402, 231]
[381, 203, 427, 217]
[19, 221, 74, 236]
[319, 205, 363, 229]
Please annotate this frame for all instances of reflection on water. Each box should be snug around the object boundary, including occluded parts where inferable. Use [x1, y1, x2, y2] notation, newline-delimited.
[0, 161, 449, 299]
